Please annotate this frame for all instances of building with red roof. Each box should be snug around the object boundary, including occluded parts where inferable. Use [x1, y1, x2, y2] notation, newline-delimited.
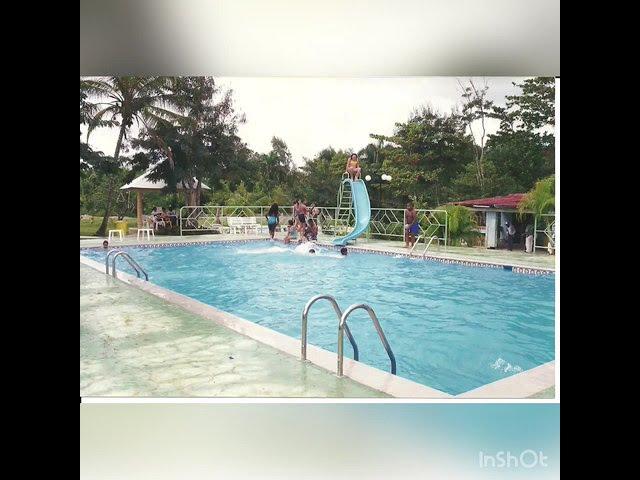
[448, 193, 531, 249]
[449, 193, 527, 211]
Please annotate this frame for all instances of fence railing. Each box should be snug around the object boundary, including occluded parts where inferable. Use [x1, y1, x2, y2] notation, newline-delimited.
[534, 213, 556, 253]
[179, 205, 447, 246]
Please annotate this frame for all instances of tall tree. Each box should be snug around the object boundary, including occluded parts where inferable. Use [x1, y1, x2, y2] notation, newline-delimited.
[299, 147, 352, 205]
[484, 77, 555, 194]
[458, 79, 494, 192]
[256, 137, 295, 193]
[82, 76, 176, 235]
[132, 77, 245, 206]
[373, 106, 474, 207]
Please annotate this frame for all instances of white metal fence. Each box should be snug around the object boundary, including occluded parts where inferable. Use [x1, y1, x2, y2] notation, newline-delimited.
[534, 213, 555, 253]
[179, 205, 448, 245]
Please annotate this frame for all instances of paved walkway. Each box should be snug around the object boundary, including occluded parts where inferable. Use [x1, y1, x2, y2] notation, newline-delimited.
[80, 264, 386, 397]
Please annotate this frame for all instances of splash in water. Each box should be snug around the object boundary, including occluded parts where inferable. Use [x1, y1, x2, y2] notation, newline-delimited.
[490, 358, 523, 374]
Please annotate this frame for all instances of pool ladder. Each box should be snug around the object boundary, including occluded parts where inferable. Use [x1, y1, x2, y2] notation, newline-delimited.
[410, 234, 441, 257]
[301, 294, 396, 377]
[105, 249, 149, 281]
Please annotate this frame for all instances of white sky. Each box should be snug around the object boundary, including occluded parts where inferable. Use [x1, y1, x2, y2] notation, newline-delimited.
[82, 77, 529, 167]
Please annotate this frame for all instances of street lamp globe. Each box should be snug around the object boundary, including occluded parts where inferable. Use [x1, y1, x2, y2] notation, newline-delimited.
[365, 175, 372, 181]
[386, 175, 392, 181]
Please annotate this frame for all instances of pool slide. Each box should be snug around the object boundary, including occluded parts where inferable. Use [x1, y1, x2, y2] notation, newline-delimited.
[333, 178, 371, 246]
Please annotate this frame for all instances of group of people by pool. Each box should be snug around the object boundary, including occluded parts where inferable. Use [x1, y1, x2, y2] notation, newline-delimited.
[264, 153, 422, 254]
[264, 202, 348, 256]
[150, 206, 177, 230]
[265, 201, 319, 244]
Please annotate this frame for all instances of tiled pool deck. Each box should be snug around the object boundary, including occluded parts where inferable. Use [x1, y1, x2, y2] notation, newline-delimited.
[80, 232, 556, 398]
[81, 263, 386, 397]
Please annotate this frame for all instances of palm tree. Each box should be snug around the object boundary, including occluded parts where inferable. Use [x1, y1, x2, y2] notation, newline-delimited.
[82, 76, 178, 236]
[518, 175, 555, 218]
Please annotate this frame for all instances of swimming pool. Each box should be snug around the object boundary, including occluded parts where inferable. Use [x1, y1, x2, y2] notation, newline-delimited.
[82, 241, 555, 395]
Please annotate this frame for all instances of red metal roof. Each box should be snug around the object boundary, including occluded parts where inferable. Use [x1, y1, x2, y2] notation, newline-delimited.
[450, 193, 525, 209]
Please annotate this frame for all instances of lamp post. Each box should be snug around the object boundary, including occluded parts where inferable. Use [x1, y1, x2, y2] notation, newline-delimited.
[365, 173, 392, 207]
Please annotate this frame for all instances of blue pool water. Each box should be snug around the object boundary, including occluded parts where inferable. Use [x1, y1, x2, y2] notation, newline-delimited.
[82, 241, 555, 395]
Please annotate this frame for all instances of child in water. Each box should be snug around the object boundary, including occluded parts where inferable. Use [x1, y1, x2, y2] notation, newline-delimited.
[284, 219, 297, 244]
[305, 218, 318, 241]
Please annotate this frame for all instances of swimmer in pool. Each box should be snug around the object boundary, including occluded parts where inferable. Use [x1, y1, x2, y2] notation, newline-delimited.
[294, 241, 318, 255]
[340, 247, 348, 256]
[102, 240, 109, 249]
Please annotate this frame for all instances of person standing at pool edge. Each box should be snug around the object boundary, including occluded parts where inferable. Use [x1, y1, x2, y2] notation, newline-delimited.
[404, 202, 419, 247]
[266, 203, 279, 240]
[292, 200, 299, 228]
[524, 223, 534, 253]
[297, 199, 308, 225]
[345, 153, 361, 180]
[506, 221, 516, 251]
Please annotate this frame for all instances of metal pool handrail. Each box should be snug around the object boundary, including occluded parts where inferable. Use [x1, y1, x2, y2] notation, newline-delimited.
[110, 251, 149, 281]
[338, 303, 396, 377]
[105, 248, 121, 274]
[409, 235, 440, 255]
[409, 234, 424, 254]
[301, 294, 359, 362]
[421, 236, 440, 258]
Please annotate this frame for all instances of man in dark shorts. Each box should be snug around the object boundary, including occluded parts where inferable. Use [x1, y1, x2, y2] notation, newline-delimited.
[297, 200, 308, 224]
[404, 202, 419, 247]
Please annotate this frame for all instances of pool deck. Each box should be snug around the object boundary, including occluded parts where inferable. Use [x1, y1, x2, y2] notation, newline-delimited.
[81, 263, 387, 398]
[80, 232, 556, 271]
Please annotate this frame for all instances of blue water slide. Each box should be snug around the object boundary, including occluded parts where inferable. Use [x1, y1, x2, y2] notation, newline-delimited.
[333, 179, 371, 246]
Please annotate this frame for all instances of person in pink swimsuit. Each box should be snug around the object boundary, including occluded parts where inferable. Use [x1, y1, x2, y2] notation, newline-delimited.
[345, 153, 361, 180]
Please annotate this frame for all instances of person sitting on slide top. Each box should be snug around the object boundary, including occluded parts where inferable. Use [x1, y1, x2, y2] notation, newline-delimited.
[345, 153, 361, 180]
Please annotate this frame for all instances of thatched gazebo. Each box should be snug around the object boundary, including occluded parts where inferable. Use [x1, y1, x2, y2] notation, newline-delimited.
[120, 170, 211, 227]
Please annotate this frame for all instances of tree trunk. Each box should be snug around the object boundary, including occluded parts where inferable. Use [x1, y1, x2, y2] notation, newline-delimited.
[95, 125, 126, 236]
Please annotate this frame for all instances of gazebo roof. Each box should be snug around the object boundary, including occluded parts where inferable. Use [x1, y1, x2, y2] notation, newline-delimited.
[120, 170, 211, 192]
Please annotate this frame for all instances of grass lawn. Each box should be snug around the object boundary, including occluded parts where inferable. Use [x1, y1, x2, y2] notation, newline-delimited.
[80, 217, 137, 236]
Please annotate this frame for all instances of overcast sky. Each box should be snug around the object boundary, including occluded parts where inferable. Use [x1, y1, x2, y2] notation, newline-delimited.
[82, 77, 529, 167]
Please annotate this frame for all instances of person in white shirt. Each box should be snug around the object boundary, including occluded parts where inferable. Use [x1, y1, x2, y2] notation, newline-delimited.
[506, 222, 516, 251]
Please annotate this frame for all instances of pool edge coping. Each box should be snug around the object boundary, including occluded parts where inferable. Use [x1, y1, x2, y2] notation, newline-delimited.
[80, 240, 556, 398]
[455, 361, 555, 399]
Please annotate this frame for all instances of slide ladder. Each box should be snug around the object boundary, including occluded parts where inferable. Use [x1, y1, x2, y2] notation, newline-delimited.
[333, 174, 371, 246]
[334, 173, 354, 235]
